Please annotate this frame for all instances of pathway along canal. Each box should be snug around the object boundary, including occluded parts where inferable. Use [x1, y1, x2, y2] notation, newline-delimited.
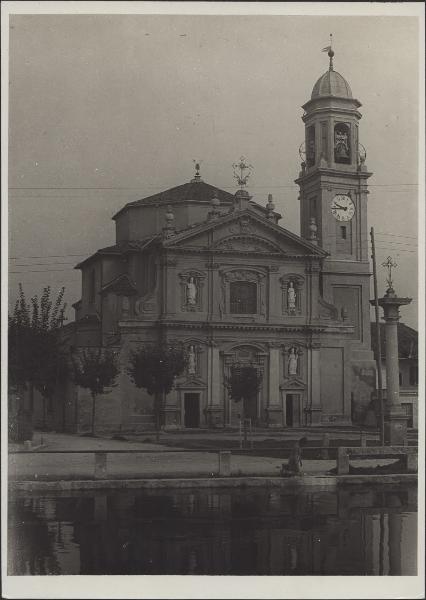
[8, 483, 417, 575]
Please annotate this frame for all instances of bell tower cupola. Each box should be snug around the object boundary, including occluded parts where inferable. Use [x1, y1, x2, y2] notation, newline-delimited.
[296, 40, 372, 262]
[303, 45, 362, 172]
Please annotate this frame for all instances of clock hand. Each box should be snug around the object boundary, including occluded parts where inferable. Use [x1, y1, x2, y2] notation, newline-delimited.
[331, 203, 347, 210]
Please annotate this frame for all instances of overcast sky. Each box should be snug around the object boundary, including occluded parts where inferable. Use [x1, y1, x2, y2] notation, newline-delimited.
[7, 10, 421, 327]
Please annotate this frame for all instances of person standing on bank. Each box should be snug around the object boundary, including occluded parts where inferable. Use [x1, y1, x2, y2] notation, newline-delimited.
[281, 437, 308, 476]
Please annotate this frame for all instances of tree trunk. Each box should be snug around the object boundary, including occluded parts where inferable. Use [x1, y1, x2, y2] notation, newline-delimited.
[91, 392, 96, 436]
[42, 395, 47, 429]
[243, 398, 248, 449]
[29, 382, 34, 413]
[154, 392, 160, 443]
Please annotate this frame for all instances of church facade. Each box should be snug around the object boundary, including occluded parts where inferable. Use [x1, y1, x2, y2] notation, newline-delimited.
[65, 51, 376, 433]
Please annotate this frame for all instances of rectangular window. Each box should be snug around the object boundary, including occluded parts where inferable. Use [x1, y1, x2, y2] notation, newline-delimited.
[230, 281, 257, 314]
[409, 365, 418, 386]
[89, 269, 96, 304]
[340, 226, 347, 240]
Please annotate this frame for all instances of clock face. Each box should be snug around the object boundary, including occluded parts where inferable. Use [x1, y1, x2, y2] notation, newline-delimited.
[331, 194, 355, 221]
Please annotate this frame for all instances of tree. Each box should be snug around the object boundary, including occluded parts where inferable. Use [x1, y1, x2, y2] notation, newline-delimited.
[127, 345, 187, 442]
[8, 284, 68, 434]
[226, 363, 263, 447]
[72, 348, 120, 436]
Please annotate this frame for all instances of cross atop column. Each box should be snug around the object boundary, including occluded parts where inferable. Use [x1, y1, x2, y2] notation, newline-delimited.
[381, 256, 398, 293]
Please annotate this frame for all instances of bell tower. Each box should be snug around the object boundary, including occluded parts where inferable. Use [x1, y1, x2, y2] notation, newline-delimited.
[296, 45, 372, 262]
[296, 44, 375, 424]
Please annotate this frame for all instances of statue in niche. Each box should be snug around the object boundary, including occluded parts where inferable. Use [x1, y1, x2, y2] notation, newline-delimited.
[335, 129, 349, 159]
[287, 281, 297, 312]
[288, 347, 298, 376]
[188, 345, 196, 375]
[186, 277, 197, 305]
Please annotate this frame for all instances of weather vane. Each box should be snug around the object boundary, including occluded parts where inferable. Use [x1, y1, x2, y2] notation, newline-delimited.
[232, 156, 253, 190]
[322, 33, 334, 70]
[381, 256, 398, 291]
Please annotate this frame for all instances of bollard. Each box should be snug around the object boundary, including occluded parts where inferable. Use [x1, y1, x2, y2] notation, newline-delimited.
[321, 433, 330, 459]
[94, 452, 108, 479]
[337, 447, 350, 475]
[360, 431, 367, 447]
[218, 451, 231, 477]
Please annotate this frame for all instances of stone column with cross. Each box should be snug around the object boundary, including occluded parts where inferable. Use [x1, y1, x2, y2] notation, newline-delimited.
[375, 257, 412, 445]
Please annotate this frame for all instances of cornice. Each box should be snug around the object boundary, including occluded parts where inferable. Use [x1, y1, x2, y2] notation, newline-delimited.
[295, 167, 372, 186]
[119, 319, 327, 334]
[163, 246, 323, 260]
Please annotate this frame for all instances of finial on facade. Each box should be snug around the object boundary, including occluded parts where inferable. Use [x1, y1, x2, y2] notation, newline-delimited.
[322, 33, 334, 71]
[163, 204, 176, 238]
[382, 256, 398, 295]
[266, 193, 275, 220]
[191, 159, 203, 183]
[232, 156, 253, 190]
[309, 216, 318, 243]
[357, 143, 367, 171]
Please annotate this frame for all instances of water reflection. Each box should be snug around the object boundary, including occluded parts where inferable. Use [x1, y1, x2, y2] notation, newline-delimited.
[8, 485, 417, 576]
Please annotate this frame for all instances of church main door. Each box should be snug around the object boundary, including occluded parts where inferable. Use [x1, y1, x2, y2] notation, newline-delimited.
[184, 393, 200, 428]
[284, 394, 302, 427]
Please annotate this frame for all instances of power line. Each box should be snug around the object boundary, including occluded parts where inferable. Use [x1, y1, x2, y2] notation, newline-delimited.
[9, 269, 80, 274]
[11, 261, 78, 267]
[369, 247, 417, 254]
[9, 253, 90, 260]
[8, 182, 419, 191]
[375, 232, 418, 240]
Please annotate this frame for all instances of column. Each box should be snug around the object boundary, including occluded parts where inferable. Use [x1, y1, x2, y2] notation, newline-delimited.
[309, 343, 322, 425]
[266, 344, 282, 427]
[268, 266, 280, 321]
[388, 513, 402, 575]
[206, 341, 222, 428]
[377, 286, 412, 445]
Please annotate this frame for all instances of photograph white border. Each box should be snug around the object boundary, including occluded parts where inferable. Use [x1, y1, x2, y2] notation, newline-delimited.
[1, 2, 424, 599]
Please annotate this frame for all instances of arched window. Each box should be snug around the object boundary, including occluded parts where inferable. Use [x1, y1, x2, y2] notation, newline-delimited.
[230, 281, 257, 314]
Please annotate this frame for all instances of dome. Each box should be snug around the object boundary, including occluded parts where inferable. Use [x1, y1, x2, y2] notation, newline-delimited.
[311, 69, 352, 99]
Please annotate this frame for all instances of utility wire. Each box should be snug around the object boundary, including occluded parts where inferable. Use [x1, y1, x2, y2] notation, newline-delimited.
[8, 183, 419, 191]
[9, 269, 79, 274]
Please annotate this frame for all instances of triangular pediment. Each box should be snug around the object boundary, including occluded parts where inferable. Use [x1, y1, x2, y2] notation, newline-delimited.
[280, 377, 306, 390]
[163, 209, 327, 257]
[100, 274, 138, 296]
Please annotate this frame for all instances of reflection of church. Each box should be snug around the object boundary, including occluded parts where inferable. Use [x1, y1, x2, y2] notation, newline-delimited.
[9, 486, 417, 575]
[64, 49, 377, 432]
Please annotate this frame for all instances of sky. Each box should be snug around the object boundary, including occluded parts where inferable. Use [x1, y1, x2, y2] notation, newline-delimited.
[6, 9, 421, 327]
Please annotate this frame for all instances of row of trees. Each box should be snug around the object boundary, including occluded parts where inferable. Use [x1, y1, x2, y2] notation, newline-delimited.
[9, 285, 263, 442]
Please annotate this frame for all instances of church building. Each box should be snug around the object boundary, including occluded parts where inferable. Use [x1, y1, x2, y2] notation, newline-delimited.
[66, 49, 377, 433]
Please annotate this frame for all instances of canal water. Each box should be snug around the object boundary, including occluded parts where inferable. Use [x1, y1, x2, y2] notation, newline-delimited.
[8, 484, 417, 576]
